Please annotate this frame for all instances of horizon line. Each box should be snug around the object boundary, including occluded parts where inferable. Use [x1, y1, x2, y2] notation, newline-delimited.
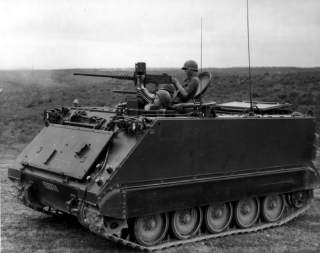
[1, 65, 320, 71]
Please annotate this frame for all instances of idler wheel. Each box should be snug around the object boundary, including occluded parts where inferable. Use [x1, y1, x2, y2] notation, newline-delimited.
[171, 207, 202, 240]
[133, 213, 168, 246]
[261, 194, 285, 222]
[205, 202, 233, 233]
[235, 198, 260, 228]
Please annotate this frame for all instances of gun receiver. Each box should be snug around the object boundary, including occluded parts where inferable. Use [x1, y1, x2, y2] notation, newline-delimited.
[74, 62, 172, 86]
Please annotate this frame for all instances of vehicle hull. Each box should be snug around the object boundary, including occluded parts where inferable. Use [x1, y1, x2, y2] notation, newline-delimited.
[9, 115, 319, 219]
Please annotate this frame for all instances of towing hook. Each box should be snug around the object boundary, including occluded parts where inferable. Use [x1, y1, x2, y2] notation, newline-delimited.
[65, 195, 79, 213]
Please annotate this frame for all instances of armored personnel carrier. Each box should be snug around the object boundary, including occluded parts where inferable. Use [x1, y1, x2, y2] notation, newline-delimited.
[8, 62, 320, 251]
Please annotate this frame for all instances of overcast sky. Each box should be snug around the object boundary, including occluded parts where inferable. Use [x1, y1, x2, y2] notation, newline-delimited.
[1, 0, 319, 69]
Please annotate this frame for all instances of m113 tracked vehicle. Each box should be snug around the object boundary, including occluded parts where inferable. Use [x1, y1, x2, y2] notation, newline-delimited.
[8, 62, 320, 251]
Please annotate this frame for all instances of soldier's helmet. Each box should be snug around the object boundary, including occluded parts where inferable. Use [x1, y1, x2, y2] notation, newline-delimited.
[155, 89, 171, 107]
[182, 60, 198, 72]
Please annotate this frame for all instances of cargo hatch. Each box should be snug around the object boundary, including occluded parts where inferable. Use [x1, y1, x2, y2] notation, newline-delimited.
[216, 101, 291, 113]
[19, 124, 113, 180]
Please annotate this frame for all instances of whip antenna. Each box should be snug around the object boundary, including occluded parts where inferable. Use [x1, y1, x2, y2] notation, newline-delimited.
[200, 17, 203, 72]
[246, 0, 254, 113]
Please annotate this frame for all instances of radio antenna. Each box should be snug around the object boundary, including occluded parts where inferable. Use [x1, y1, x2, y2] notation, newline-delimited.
[200, 17, 203, 72]
[246, 0, 254, 113]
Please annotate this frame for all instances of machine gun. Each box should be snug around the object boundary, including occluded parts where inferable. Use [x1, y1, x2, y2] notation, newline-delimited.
[74, 62, 173, 93]
[74, 62, 175, 104]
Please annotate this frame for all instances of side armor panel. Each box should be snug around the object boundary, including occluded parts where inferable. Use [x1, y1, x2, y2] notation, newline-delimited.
[111, 117, 315, 185]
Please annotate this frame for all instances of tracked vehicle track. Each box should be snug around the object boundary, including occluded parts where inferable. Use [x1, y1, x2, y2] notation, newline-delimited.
[14, 181, 315, 251]
[84, 198, 312, 251]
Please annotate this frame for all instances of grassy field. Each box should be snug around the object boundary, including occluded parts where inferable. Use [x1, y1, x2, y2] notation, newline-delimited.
[0, 68, 320, 252]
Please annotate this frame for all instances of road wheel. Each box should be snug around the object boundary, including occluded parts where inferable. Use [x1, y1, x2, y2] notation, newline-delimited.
[235, 198, 260, 228]
[205, 202, 233, 233]
[261, 194, 285, 222]
[171, 207, 202, 240]
[133, 213, 168, 246]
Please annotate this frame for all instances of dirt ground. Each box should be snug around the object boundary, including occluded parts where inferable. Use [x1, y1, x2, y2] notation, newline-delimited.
[1, 151, 320, 253]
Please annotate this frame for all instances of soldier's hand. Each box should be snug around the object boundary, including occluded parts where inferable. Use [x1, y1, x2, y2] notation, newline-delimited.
[171, 77, 179, 86]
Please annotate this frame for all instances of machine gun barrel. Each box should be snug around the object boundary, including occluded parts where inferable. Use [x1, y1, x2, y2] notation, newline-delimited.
[74, 72, 172, 85]
[74, 73, 135, 81]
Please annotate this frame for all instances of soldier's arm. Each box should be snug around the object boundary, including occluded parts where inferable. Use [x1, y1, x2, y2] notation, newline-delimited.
[172, 78, 188, 97]
[172, 78, 199, 100]
[184, 78, 199, 98]
[140, 87, 155, 100]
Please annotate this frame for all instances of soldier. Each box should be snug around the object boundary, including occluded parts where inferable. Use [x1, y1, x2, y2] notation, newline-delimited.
[171, 60, 200, 103]
[141, 83, 175, 110]
[142, 59, 200, 109]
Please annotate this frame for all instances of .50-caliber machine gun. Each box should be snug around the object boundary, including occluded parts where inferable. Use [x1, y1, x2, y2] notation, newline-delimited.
[74, 62, 173, 94]
[74, 62, 174, 105]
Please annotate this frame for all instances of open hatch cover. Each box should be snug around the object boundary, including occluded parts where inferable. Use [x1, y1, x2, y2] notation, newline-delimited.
[19, 124, 113, 180]
[216, 101, 291, 112]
